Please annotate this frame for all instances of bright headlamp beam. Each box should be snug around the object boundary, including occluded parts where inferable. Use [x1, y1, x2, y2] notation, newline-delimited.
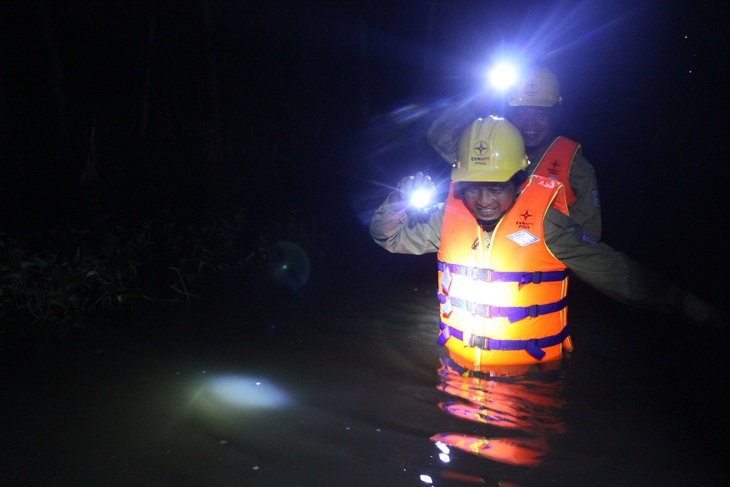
[488, 63, 518, 91]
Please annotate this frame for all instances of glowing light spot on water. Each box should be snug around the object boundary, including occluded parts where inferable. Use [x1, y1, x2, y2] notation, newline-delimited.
[435, 441, 450, 454]
[206, 375, 290, 408]
[439, 452, 450, 463]
[420, 474, 434, 484]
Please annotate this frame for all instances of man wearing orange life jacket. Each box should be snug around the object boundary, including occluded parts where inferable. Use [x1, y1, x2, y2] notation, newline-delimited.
[371, 116, 718, 371]
[427, 66, 602, 242]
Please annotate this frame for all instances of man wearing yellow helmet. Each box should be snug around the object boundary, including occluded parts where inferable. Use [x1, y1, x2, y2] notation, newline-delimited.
[373, 116, 720, 371]
[427, 66, 602, 241]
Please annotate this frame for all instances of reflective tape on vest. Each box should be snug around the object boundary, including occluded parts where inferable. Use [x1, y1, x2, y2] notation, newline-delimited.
[437, 293, 568, 323]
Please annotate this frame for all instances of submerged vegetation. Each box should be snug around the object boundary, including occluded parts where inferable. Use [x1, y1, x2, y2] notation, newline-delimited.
[0, 208, 324, 350]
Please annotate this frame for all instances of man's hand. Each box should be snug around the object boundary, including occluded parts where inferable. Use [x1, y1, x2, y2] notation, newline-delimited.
[390, 172, 434, 211]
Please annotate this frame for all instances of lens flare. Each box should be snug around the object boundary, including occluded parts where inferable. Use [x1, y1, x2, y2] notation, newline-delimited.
[268, 241, 311, 290]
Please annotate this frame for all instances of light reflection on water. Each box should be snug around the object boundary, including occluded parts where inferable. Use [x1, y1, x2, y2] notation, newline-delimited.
[430, 353, 566, 468]
[174, 284, 574, 485]
[4, 278, 729, 486]
[204, 375, 291, 409]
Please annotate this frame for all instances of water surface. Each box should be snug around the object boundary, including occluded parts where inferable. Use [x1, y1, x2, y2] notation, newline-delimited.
[2, 261, 728, 486]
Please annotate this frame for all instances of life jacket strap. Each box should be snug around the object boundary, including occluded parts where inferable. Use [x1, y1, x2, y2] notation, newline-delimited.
[438, 261, 567, 286]
[438, 322, 571, 361]
[438, 293, 568, 323]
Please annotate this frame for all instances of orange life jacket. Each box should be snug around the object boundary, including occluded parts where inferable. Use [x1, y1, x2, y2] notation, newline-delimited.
[436, 175, 574, 371]
[530, 136, 581, 206]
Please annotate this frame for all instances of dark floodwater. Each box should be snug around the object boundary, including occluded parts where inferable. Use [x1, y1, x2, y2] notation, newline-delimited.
[2, 262, 729, 487]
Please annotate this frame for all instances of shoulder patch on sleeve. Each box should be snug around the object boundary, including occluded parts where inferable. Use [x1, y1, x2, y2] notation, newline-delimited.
[581, 231, 596, 245]
[592, 189, 601, 208]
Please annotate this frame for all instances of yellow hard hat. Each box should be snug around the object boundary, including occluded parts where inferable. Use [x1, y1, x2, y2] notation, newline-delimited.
[508, 66, 562, 107]
[453, 116, 528, 182]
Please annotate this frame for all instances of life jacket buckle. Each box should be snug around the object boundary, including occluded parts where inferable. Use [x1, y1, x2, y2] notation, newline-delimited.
[466, 267, 491, 281]
[468, 335, 489, 349]
[529, 305, 540, 318]
[464, 301, 489, 317]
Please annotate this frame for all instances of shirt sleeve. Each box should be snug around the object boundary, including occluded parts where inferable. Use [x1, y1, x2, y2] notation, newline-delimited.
[426, 99, 483, 164]
[567, 150, 602, 242]
[543, 208, 711, 322]
[369, 193, 444, 255]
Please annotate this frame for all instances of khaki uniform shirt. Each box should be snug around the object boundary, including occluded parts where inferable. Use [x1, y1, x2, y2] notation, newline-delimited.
[370, 194, 711, 322]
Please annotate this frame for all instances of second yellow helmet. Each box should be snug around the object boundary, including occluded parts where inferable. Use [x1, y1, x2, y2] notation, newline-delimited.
[508, 66, 562, 108]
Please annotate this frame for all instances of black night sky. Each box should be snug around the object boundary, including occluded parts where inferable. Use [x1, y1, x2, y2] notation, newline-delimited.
[2, 0, 730, 323]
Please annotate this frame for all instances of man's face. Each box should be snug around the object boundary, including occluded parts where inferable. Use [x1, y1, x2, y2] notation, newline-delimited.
[508, 106, 559, 151]
[460, 181, 517, 223]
